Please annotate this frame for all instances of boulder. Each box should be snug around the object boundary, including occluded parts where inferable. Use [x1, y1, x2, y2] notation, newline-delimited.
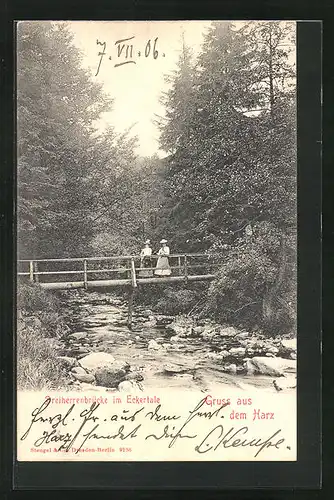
[69, 332, 88, 341]
[79, 382, 111, 392]
[142, 319, 157, 328]
[79, 353, 130, 388]
[266, 346, 279, 355]
[219, 326, 238, 337]
[148, 339, 162, 350]
[71, 366, 89, 376]
[79, 352, 116, 372]
[124, 371, 144, 382]
[156, 315, 174, 326]
[229, 347, 246, 358]
[57, 356, 78, 370]
[248, 357, 296, 377]
[95, 360, 130, 387]
[245, 359, 256, 375]
[234, 332, 250, 341]
[200, 326, 217, 341]
[166, 323, 191, 337]
[142, 309, 153, 318]
[170, 335, 182, 343]
[281, 338, 297, 351]
[72, 372, 96, 384]
[224, 363, 237, 375]
[118, 380, 142, 392]
[192, 326, 204, 335]
[219, 350, 230, 359]
[75, 347, 91, 355]
[162, 363, 186, 374]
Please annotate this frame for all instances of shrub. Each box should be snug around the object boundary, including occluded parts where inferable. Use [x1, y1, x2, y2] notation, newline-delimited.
[205, 223, 296, 335]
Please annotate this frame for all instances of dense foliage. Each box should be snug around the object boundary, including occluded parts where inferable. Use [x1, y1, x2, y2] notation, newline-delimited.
[156, 22, 296, 334]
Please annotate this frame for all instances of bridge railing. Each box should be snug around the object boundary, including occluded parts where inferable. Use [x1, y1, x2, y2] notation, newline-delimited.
[17, 253, 220, 288]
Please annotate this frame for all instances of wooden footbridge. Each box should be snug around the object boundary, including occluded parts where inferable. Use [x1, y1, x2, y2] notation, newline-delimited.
[18, 253, 218, 328]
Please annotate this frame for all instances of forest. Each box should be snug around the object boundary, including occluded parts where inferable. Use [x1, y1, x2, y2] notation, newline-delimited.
[17, 21, 297, 336]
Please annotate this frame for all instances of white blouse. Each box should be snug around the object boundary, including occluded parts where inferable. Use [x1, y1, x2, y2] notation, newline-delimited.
[158, 245, 170, 256]
[140, 247, 152, 257]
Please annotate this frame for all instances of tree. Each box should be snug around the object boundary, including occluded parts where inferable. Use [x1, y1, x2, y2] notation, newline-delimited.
[17, 21, 113, 258]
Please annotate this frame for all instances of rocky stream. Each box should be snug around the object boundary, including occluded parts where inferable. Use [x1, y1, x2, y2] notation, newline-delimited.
[54, 290, 297, 394]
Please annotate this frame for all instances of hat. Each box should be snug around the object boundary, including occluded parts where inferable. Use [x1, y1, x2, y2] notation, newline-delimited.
[160, 239, 167, 244]
[144, 239, 151, 244]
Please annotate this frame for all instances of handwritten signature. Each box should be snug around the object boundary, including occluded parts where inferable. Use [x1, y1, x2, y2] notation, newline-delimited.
[20, 396, 287, 457]
[95, 37, 165, 75]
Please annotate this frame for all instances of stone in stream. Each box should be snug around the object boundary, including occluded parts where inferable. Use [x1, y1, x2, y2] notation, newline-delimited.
[223, 363, 237, 375]
[228, 347, 246, 358]
[118, 380, 142, 392]
[68, 332, 88, 341]
[246, 356, 296, 377]
[162, 363, 193, 374]
[142, 319, 157, 328]
[148, 339, 162, 350]
[124, 371, 144, 382]
[155, 315, 174, 327]
[71, 366, 96, 384]
[170, 335, 182, 343]
[192, 326, 204, 335]
[219, 326, 239, 337]
[57, 356, 78, 370]
[141, 309, 153, 318]
[73, 372, 96, 384]
[79, 352, 115, 371]
[79, 353, 130, 388]
[265, 346, 280, 356]
[95, 361, 130, 387]
[234, 331, 250, 341]
[279, 338, 297, 358]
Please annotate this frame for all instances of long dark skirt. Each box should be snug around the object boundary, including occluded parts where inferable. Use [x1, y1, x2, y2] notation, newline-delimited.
[139, 256, 153, 277]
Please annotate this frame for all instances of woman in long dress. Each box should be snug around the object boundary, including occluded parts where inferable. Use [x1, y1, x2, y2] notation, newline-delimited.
[139, 240, 153, 277]
[155, 239, 171, 277]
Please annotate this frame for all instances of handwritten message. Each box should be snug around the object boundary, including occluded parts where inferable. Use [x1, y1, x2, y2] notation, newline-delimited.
[17, 390, 296, 461]
[95, 37, 165, 74]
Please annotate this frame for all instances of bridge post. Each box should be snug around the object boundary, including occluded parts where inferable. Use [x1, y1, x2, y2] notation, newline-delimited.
[29, 261, 34, 283]
[127, 258, 137, 330]
[184, 254, 188, 283]
[33, 261, 39, 283]
[83, 259, 88, 289]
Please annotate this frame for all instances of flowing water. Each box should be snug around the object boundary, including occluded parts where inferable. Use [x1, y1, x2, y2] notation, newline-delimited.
[58, 290, 290, 394]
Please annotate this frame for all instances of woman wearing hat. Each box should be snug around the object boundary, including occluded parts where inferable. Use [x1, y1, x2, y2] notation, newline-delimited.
[155, 239, 171, 277]
[139, 240, 153, 277]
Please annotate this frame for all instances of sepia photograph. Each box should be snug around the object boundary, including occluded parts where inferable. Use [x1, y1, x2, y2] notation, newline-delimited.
[16, 20, 297, 462]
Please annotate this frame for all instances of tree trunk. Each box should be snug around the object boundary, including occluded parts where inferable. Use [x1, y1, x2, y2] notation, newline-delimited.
[262, 231, 287, 328]
[268, 28, 275, 119]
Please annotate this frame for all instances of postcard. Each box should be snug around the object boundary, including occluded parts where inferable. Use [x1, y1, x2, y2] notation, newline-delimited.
[16, 20, 297, 462]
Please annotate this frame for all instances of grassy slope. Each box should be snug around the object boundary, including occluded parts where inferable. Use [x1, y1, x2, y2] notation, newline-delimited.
[17, 282, 69, 390]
